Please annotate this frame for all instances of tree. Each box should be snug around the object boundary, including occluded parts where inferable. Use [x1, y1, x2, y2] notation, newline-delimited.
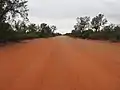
[51, 25, 57, 33]
[0, 0, 29, 23]
[28, 24, 37, 33]
[114, 26, 120, 40]
[114, 25, 120, 32]
[91, 14, 107, 32]
[40, 23, 52, 34]
[40, 23, 47, 33]
[81, 29, 93, 39]
[36, 24, 41, 32]
[0, 0, 29, 41]
[14, 20, 27, 33]
[75, 16, 90, 32]
[103, 24, 115, 32]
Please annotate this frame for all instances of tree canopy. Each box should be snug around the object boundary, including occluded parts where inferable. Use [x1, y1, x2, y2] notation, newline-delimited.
[66, 13, 120, 42]
[0, 0, 58, 43]
[91, 14, 107, 32]
[74, 16, 90, 32]
[0, 0, 29, 23]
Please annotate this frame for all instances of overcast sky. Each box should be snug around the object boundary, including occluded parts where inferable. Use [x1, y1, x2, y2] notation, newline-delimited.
[28, 0, 120, 33]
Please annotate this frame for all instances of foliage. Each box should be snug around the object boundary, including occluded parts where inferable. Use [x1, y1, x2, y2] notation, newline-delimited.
[0, 0, 29, 23]
[91, 14, 107, 32]
[66, 14, 120, 42]
[0, 22, 16, 42]
[0, 0, 58, 43]
[74, 16, 90, 32]
[51, 25, 57, 33]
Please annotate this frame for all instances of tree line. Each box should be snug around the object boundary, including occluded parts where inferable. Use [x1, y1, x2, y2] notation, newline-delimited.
[1, 0, 120, 43]
[0, 0, 59, 43]
[65, 14, 120, 42]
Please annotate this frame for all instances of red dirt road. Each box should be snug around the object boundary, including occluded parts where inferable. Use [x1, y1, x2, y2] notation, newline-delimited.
[0, 36, 120, 90]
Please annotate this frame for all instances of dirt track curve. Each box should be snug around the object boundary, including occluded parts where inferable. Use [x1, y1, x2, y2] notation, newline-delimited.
[0, 36, 120, 90]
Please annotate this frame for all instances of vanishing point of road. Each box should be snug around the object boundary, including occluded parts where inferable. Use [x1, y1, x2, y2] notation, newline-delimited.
[0, 36, 120, 90]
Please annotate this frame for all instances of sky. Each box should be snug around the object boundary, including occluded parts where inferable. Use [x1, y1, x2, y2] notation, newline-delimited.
[28, 0, 120, 33]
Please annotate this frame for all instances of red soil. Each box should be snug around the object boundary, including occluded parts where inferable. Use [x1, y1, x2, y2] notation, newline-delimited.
[0, 36, 120, 90]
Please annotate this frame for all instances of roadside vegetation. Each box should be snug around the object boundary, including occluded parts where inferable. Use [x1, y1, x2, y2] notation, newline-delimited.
[65, 14, 120, 42]
[0, 0, 59, 43]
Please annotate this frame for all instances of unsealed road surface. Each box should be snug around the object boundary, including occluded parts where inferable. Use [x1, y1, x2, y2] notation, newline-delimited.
[0, 36, 120, 90]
